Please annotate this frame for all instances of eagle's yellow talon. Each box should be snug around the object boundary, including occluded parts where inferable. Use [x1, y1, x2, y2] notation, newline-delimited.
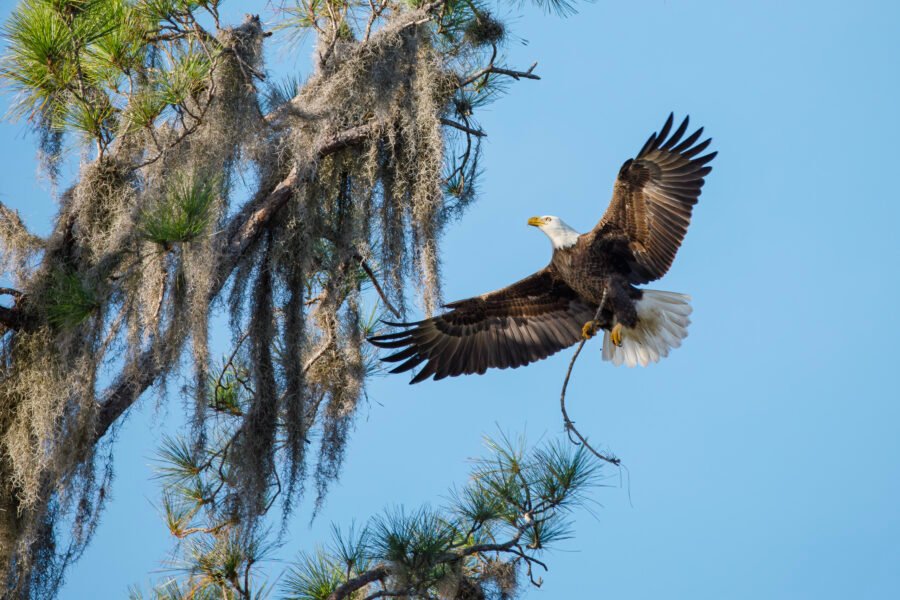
[610, 323, 624, 347]
[581, 320, 599, 339]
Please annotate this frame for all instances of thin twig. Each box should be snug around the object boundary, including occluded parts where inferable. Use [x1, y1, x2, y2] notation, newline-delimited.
[303, 330, 334, 375]
[440, 118, 486, 137]
[212, 330, 252, 410]
[559, 292, 621, 466]
[508, 546, 548, 572]
[134, 86, 216, 170]
[363, 0, 389, 43]
[355, 255, 401, 319]
[97, 308, 127, 358]
[522, 554, 543, 587]
[460, 62, 540, 88]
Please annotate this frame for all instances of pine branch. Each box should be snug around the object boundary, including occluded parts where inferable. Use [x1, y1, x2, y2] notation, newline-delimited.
[440, 118, 486, 137]
[460, 62, 541, 88]
[323, 514, 533, 600]
[326, 565, 390, 600]
[355, 255, 402, 319]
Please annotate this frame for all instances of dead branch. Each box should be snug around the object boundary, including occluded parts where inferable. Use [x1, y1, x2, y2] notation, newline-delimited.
[559, 294, 621, 467]
[303, 330, 334, 375]
[355, 255, 401, 319]
[326, 566, 391, 600]
[460, 62, 540, 88]
[440, 118, 486, 137]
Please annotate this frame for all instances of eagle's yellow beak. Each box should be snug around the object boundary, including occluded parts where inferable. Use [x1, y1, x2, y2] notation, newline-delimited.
[527, 216, 545, 227]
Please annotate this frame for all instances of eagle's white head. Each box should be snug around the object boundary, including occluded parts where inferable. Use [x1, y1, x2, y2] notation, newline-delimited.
[528, 215, 580, 250]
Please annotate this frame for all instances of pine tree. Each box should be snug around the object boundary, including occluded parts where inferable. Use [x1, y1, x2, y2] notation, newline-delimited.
[134, 433, 600, 599]
[0, 0, 590, 597]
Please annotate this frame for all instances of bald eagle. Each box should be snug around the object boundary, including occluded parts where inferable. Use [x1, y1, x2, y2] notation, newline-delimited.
[369, 114, 715, 383]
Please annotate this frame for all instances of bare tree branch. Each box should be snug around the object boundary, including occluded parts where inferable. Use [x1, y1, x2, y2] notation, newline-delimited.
[355, 255, 401, 319]
[440, 118, 486, 137]
[449, 526, 526, 558]
[324, 515, 534, 600]
[303, 329, 334, 375]
[460, 62, 540, 88]
[326, 565, 390, 600]
[559, 294, 621, 467]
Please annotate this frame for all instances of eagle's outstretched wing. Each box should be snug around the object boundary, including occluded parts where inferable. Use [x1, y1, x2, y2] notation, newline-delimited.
[593, 114, 716, 284]
[368, 267, 596, 383]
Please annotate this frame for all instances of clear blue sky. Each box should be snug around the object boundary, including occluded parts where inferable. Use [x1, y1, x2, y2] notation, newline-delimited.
[2, 0, 899, 598]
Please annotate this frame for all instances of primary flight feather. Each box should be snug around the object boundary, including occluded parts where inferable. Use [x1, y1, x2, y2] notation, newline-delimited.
[369, 114, 716, 383]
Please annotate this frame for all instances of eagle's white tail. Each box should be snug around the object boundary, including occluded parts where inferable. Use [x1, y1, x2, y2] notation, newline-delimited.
[602, 290, 692, 368]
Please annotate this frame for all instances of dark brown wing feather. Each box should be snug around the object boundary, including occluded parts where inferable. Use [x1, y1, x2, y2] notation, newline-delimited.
[368, 267, 596, 383]
[593, 113, 716, 284]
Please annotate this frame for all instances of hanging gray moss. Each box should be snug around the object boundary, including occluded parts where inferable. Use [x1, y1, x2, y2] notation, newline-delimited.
[0, 0, 541, 595]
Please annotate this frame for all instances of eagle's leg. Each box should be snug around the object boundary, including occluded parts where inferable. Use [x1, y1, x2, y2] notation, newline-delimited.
[603, 278, 638, 347]
[610, 323, 624, 347]
[581, 320, 601, 339]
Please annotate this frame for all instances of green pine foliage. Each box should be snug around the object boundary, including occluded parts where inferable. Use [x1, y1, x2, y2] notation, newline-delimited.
[1, 0, 220, 162]
[139, 434, 601, 599]
[44, 268, 99, 329]
[282, 552, 346, 600]
[140, 174, 218, 245]
[284, 436, 599, 599]
[2, 0, 147, 148]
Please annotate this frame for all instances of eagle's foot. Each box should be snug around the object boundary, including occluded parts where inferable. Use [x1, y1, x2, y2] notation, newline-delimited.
[610, 323, 624, 347]
[581, 320, 600, 340]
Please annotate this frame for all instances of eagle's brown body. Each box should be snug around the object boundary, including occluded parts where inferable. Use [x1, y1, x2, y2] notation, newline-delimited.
[370, 114, 715, 382]
[551, 236, 643, 330]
